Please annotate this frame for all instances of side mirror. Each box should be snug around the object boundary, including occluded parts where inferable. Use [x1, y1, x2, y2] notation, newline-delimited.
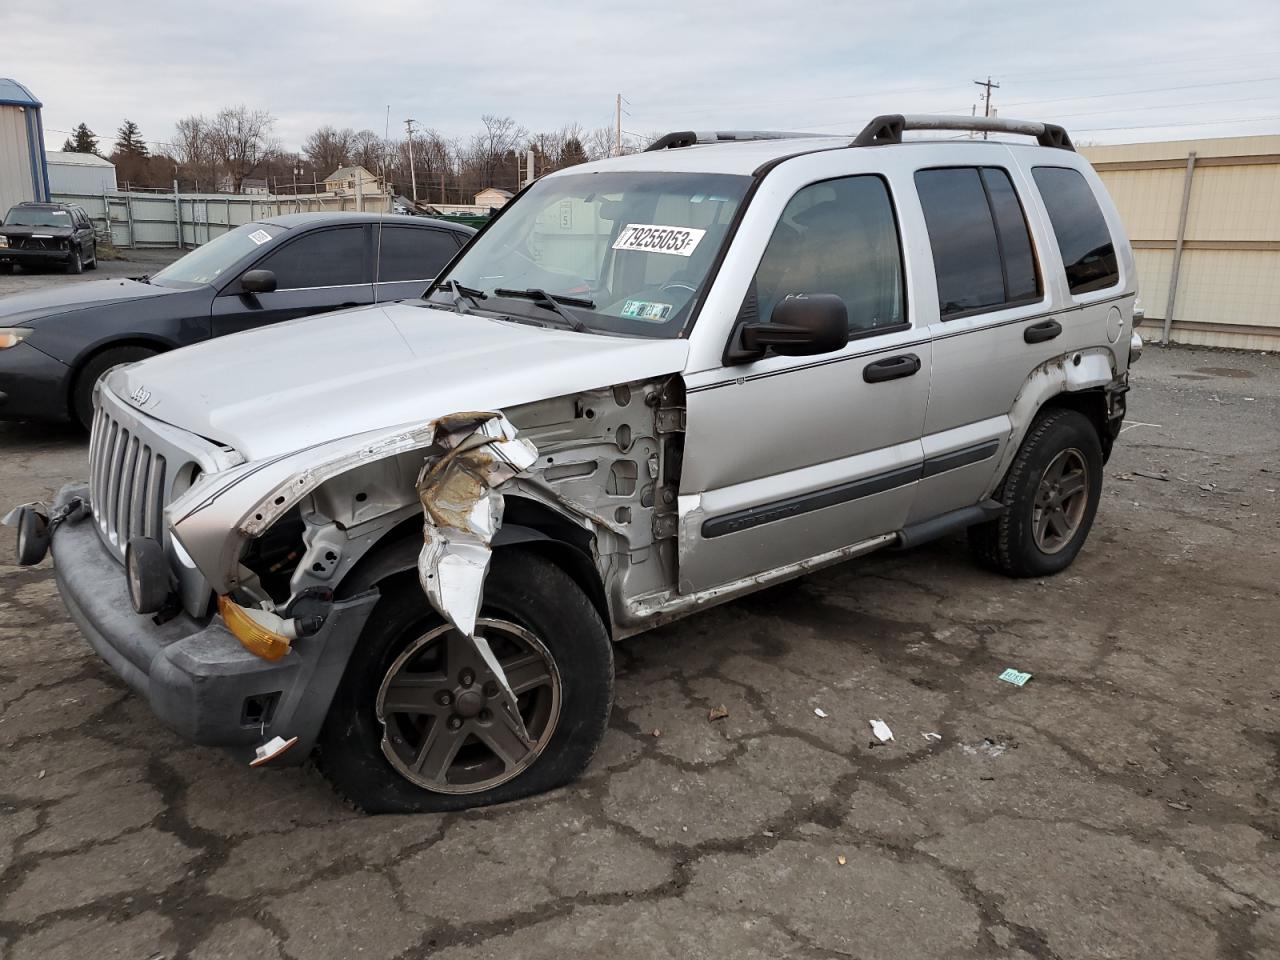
[729, 294, 849, 363]
[240, 269, 277, 294]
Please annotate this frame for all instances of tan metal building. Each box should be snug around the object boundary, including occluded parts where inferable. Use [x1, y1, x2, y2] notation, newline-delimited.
[1081, 135, 1280, 351]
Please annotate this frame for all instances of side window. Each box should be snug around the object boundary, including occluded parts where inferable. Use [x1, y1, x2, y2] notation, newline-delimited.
[256, 227, 367, 289]
[1031, 166, 1119, 294]
[752, 175, 905, 335]
[915, 166, 1041, 319]
[376, 226, 459, 282]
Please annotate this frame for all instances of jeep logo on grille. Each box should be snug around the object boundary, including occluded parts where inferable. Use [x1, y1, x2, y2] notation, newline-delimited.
[129, 385, 152, 406]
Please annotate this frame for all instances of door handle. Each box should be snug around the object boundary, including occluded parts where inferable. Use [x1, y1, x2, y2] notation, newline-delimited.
[863, 353, 922, 383]
[1024, 319, 1062, 344]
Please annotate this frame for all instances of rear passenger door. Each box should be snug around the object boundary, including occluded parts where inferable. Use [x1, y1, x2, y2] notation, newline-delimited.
[373, 224, 464, 302]
[211, 225, 374, 336]
[908, 164, 1057, 522]
[680, 174, 931, 592]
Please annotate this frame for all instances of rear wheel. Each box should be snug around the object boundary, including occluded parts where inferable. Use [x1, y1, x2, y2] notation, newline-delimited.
[71, 345, 158, 429]
[86, 242, 98, 269]
[317, 549, 614, 814]
[968, 408, 1103, 578]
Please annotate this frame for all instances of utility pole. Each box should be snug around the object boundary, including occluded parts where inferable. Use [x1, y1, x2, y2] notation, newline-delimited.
[404, 118, 419, 204]
[973, 76, 1000, 139]
[615, 93, 622, 157]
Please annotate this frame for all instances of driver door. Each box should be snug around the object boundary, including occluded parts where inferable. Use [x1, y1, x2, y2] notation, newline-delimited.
[679, 175, 931, 592]
[212, 225, 373, 337]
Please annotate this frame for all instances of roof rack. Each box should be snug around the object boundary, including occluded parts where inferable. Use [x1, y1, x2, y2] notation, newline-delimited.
[852, 114, 1074, 151]
[645, 130, 822, 152]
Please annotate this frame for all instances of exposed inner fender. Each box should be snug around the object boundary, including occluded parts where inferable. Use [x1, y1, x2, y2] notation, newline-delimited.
[987, 346, 1119, 499]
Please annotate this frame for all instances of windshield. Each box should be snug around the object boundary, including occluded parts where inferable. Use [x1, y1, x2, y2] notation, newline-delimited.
[432, 171, 751, 338]
[4, 207, 73, 228]
[151, 222, 285, 287]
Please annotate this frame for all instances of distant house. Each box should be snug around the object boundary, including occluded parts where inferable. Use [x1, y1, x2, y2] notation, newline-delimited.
[216, 175, 270, 195]
[46, 151, 117, 194]
[474, 187, 513, 209]
[324, 165, 381, 196]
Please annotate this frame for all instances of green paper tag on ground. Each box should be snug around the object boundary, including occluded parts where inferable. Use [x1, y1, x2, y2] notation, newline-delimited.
[999, 668, 1032, 687]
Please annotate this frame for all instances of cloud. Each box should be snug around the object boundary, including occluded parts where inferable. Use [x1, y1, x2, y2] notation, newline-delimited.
[10, 0, 1280, 151]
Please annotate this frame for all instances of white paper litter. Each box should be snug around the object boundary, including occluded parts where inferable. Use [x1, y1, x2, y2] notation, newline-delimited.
[870, 719, 894, 742]
[813, 707, 828, 718]
[922, 732, 943, 742]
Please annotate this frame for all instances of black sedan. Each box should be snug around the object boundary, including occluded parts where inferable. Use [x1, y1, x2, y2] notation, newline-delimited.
[0, 212, 473, 427]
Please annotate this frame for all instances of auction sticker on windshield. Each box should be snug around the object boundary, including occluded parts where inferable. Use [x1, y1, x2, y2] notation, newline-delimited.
[621, 299, 672, 321]
[613, 224, 706, 257]
[248, 229, 273, 245]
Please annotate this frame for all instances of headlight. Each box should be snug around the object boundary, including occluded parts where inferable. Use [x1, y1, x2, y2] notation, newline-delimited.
[0, 236, 8, 248]
[0, 328, 32, 350]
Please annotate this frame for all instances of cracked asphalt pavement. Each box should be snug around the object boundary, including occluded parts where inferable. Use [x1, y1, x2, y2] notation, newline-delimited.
[1, 340, 1278, 959]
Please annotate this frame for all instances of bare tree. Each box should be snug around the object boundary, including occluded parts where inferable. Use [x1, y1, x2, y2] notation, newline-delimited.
[350, 129, 386, 177]
[466, 114, 527, 191]
[207, 106, 276, 192]
[170, 114, 218, 188]
[303, 126, 355, 178]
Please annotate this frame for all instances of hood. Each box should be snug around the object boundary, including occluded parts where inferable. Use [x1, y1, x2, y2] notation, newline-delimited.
[106, 301, 690, 461]
[0, 277, 178, 326]
[0, 224, 75, 239]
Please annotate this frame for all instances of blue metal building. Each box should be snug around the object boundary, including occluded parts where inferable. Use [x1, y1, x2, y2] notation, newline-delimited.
[0, 78, 51, 214]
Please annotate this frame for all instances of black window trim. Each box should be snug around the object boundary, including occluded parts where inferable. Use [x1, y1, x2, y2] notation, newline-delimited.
[1031, 163, 1122, 299]
[723, 171, 912, 365]
[915, 163, 1047, 323]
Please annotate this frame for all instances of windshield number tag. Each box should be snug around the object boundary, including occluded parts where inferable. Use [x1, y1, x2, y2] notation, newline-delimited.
[248, 229, 272, 245]
[613, 224, 705, 257]
[621, 300, 673, 322]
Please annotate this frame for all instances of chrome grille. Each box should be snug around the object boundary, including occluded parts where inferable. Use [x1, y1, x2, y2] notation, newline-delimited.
[88, 404, 170, 554]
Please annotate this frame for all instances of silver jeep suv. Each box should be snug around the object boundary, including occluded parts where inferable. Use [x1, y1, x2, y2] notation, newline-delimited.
[11, 114, 1143, 812]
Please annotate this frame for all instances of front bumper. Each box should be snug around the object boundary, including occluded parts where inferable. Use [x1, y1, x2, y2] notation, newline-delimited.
[0, 246, 71, 265]
[49, 483, 378, 763]
[0, 341, 73, 422]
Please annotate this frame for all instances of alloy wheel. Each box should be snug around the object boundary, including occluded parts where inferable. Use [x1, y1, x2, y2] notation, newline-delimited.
[1032, 447, 1089, 554]
[375, 618, 561, 794]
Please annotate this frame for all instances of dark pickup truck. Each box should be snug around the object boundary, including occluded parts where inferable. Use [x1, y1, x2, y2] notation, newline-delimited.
[0, 201, 99, 274]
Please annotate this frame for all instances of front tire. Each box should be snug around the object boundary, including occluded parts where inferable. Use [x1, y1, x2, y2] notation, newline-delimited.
[66, 248, 83, 274]
[71, 345, 158, 429]
[968, 408, 1103, 578]
[317, 549, 614, 814]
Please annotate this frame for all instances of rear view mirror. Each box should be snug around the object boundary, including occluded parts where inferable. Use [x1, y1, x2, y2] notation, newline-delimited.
[240, 269, 277, 294]
[729, 294, 849, 363]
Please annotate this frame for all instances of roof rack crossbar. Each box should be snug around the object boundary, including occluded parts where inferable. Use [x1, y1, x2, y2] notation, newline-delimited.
[645, 130, 822, 152]
[851, 114, 1075, 151]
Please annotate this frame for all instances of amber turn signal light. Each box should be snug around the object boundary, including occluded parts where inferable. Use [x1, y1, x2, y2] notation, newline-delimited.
[218, 594, 292, 662]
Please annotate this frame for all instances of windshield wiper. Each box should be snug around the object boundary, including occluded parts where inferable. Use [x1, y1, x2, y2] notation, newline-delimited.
[439, 279, 487, 315]
[134, 275, 151, 284]
[493, 288, 593, 333]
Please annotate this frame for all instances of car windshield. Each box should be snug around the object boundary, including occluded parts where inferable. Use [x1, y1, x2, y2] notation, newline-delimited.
[431, 171, 751, 338]
[150, 222, 285, 287]
[3, 207, 73, 228]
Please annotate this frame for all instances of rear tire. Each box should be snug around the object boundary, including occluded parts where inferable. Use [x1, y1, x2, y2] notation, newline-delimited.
[86, 243, 98, 269]
[968, 408, 1103, 578]
[317, 549, 614, 814]
[71, 345, 158, 429]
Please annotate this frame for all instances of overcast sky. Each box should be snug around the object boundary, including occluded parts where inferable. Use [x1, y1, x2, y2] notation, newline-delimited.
[10, 0, 1280, 153]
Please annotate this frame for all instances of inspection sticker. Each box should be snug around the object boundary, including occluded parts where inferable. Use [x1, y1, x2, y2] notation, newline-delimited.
[613, 223, 706, 257]
[621, 299, 672, 322]
[998, 668, 1032, 687]
[248, 229, 273, 245]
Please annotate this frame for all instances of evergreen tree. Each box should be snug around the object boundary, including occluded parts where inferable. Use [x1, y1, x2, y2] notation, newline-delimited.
[113, 119, 149, 158]
[63, 122, 99, 155]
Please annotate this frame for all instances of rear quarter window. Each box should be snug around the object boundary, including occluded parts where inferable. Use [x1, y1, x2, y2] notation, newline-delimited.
[1031, 166, 1119, 294]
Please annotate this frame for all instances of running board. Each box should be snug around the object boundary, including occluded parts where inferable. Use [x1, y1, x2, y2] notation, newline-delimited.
[895, 500, 1006, 550]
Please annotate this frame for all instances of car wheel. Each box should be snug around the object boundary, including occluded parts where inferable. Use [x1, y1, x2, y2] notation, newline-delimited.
[0, 263, 11, 274]
[66, 247, 83, 275]
[968, 408, 1103, 578]
[317, 548, 614, 814]
[72, 345, 158, 429]
[86, 243, 98, 269]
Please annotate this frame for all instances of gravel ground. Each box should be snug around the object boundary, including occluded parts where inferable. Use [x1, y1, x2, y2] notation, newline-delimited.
[0, 340, 1277, 960]
[1, 249, 184, 295]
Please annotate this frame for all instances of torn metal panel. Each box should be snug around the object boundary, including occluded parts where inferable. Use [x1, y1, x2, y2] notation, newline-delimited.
[414, 413, 537, 638]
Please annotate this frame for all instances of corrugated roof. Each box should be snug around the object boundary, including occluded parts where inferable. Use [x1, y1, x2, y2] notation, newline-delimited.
[0, 78, 42, 108]
[46, 150, 116, 168]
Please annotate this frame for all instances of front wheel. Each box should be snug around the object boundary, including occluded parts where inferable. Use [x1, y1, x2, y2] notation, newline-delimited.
[72, 345, 158, 429]
[65, 247, 83, 274]
[317, 549, 614, 813]
[968, 408, 1103, 578]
